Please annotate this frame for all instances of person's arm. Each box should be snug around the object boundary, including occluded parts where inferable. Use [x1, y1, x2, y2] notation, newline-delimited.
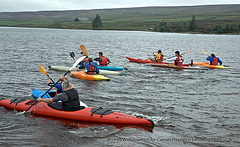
[84, 62, 90, 71]
[107, 58, 111, 64]
[37, 97, 54, 103]
[166, 57, 177, 61]
[94, 57, 100, 62]
[206, 56, 212, 61]
[218, 58, 223, 65]
[47, 78, 51, 85]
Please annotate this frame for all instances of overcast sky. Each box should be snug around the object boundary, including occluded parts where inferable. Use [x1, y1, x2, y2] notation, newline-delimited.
[1, 0, 240, 12]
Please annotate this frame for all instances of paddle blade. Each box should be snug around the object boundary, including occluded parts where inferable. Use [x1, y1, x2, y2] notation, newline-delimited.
[70, 52, 75, 59]
[69, 56, 86, 71]
[39, 64, 47, 75]
[202, 50, 209, 56]
[80, 45, 88, 56]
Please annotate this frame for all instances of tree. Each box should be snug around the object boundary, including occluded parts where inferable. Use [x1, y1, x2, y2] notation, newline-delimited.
[92, 14, 102, 30]
[214, 25, 223, 34]
[73, 18, 80, 22]
[189, 15, 197, 31]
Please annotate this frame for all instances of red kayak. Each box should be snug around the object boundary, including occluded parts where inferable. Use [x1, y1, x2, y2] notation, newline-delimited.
[0, 99, 154, 126]
[126, 56, 191, 66]
[126, 56, 154, 63]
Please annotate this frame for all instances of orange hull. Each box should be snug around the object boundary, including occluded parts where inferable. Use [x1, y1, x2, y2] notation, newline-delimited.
[0, 99, 153, 126]
[71, 71, 110, 81]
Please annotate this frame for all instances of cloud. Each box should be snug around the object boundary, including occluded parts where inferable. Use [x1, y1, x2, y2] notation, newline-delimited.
[0, 0, 240, 12]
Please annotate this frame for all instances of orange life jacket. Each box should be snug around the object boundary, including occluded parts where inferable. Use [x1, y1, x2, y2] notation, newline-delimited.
[87, 64, 97, 75]
[99, 57, 108, 66]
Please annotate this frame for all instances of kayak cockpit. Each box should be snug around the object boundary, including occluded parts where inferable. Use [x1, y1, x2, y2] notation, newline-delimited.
[48, 102, 86, 111]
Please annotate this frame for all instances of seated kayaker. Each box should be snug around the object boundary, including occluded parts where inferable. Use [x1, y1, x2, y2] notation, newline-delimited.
[37, 81, 82, 111]
[153, 50, 164, 63]
[78, 53, 88, 69]
[94, 52, 111, 66]
[84, 58, 99, 75]
[166, 51, 184, 66]
[206, 54, 222, 65]
[47, 75, 72, 96]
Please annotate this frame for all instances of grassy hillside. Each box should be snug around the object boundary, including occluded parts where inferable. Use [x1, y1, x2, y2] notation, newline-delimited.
[0, 5, 240, 34]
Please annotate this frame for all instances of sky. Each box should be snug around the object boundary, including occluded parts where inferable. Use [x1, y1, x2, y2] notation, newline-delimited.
[0, 0, 240, 12]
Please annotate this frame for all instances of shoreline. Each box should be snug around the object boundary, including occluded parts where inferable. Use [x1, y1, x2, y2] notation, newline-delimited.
[0, 26, 239, 35]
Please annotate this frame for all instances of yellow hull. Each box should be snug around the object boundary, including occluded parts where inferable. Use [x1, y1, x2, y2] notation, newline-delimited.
[193, 62, 229, 69]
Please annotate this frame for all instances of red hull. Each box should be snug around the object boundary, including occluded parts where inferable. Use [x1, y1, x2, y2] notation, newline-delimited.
[126, 56, 190, 66]
[126, 56, 154, 63]
[0, 99, 153, 126]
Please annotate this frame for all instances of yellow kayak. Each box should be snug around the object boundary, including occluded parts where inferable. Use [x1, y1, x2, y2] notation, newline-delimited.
[71, 71, 110, 81]
[193, 62, 230, 69]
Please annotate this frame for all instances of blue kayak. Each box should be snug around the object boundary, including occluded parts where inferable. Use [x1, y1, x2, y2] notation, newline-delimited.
[31, 89, 56, 99]
[97, 66, 125, 71]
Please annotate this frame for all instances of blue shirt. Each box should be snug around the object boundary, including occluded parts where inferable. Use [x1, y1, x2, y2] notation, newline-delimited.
[48, 82, 63, 94]
[206, 56, 222, 65]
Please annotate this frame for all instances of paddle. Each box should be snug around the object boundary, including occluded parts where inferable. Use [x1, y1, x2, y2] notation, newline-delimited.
[167, 51, 192, 59]
[80, 44, 88, 56]
[39, 64, 54, 83]
[202, 49, 209, 56]
[23, 56, 86, 113]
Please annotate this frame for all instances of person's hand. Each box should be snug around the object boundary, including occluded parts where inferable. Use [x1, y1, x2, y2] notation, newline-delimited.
[37, 97, 42, 101]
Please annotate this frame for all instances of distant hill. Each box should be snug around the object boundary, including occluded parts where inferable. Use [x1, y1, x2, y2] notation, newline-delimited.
[0, 4, 240, 34]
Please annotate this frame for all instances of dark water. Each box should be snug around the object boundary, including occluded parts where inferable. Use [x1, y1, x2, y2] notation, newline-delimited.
[0, 27, 239, 147]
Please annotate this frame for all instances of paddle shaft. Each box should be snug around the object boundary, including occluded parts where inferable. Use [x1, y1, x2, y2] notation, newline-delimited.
[202, 50, 209, 56]
[24, 71, 70, 112]
[167, 51, 192, 59]
[46, 73, 55, 83]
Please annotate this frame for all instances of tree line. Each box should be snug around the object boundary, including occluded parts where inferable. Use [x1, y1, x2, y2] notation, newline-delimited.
[153, 15, 240, 34]
[73, 14, 239, 34]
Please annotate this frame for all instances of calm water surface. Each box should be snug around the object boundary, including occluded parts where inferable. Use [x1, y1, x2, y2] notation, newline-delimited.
[0, 27, 239, 147]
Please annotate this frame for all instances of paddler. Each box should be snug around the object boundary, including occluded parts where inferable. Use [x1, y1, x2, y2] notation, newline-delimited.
[47, 75, 73, 96]
[153, 50, 164, 63]
[206, 54, 222, 65]
[84, 58, 99, 75]
[94, 52, 111, 66]
[38, 81, 83, 111]
[78, 53, 88, 69]
[166, 51, 184, 66]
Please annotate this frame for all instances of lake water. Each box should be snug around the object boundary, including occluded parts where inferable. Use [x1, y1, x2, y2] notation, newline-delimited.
[0, 27, 239, 147]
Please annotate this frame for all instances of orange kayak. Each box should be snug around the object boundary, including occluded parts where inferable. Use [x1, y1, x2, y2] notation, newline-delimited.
[71, 71, 110, 81]
[193, 62, 229, 69]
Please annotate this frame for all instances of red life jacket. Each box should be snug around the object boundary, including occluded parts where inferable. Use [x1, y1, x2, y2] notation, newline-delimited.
[82, 58, 88, 62]
[99, 57, 108, 66]
[175, 55, 184, 66]
[211, 58, 218, 65]
[87, 64, 97, 75]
